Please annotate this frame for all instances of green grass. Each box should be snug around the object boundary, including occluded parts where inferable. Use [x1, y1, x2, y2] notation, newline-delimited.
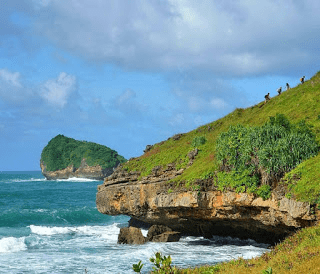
[124, 71, 320, 204]
[176, 221, 320, 273]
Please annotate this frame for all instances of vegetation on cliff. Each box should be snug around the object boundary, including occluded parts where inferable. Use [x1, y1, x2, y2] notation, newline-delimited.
[215, 113, 319, 199]
[41, 134, 126, 171]
[124, 71, 320, 204]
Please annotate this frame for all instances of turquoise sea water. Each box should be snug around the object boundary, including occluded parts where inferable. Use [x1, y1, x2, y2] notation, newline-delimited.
[0, 171, 268, 273]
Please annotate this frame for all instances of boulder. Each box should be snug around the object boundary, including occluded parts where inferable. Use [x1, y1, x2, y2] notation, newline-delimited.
[117, 227, 146, 244]
[147, 225, 181, 242]
[152, 231, 181, 242]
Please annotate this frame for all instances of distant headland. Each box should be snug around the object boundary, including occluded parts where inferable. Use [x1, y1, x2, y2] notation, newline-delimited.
[40, 134, 126, 180]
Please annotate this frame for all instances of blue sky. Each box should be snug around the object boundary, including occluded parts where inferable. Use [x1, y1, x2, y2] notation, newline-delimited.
[1, 0, 320, 171]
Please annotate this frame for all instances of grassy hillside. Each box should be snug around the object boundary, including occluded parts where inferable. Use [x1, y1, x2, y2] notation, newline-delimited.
[41, 134, 126, 171]
[125, 71, 320, 204]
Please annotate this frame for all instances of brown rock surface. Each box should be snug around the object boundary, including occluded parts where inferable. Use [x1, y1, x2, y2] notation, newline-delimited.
[96, 166, 317, 244]
[118, 227, 146, 244]
[41, 158, 113, 180]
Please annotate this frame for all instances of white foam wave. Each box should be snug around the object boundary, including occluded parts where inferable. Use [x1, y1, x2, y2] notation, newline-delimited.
[56, 177, 99, 182]
[29, 224, 120, 241]
[15, 178, 47, 182]
[0, 237, 27, 253]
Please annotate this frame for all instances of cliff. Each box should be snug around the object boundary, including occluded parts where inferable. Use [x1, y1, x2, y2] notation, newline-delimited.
[41, 158, 113, 180]
[96, 72, 320, 243]
[40, 134, 126, 180]
[96, 164, 316, 244]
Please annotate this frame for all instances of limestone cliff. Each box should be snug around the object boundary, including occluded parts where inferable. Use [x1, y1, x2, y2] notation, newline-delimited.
[96, 164, 317, 244]
[41, 158, 113, 180]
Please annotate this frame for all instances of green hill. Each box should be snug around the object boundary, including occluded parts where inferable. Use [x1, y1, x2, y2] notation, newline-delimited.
[128, 72, 320, 273]
[125, 71, 320, 204]
[41, 134, 126, 172]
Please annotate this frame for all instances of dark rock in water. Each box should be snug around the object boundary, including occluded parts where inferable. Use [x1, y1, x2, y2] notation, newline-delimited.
[147, 225, 172, 241]
[152, 231, 181, 242]
[118, 227, 146, 245]
[147, 225, 181, 242]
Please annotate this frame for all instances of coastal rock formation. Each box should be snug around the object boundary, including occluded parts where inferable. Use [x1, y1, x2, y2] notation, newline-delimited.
[40, 134, 126, 180]
[41, 159, 113, 180]
[118, 224, 181, 244]
[96, 165, 317, 244]
[118, 227, 146, 244]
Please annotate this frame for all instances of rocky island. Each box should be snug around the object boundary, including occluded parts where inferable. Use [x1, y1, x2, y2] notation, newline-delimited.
[96, 72, 320, 245]
[40, 134, 126, 180]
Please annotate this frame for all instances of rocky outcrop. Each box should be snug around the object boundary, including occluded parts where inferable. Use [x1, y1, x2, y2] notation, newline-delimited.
[41, 158, 113, 180]
[118, 224, 181, 244]
[147, 225, 181, 242]
[118, 227, 146, 244]
[96, 165, 317, 244]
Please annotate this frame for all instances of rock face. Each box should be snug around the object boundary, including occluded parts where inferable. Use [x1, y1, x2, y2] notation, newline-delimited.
[96, 165, 317, 244]
[41, 158, 113, 180]
[118, 224, 181, 244]
[118, 227, 146, 244]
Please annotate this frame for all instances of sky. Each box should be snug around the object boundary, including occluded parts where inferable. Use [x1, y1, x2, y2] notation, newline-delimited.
[1, 0, 320, 171]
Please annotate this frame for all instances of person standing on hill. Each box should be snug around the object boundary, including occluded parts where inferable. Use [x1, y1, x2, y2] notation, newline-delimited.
[264, 93, 270, 103]
[277, 87, 282, 95]
[300, 76, 305, 84]
[286, 83, 290, 90]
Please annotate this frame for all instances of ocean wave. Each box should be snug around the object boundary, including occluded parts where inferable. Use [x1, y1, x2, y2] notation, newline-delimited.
[56, 177, 100, 182]
[0, 237, 27, 253]
[29, 223, 120, 241]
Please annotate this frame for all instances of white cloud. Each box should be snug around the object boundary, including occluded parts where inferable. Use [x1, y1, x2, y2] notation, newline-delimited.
[29, 0, 320, 75]
[39, 72, 76, 107]
[0, 68, 33, 102]
[0, 69, 22, 88]
[113, 89, 146, 115]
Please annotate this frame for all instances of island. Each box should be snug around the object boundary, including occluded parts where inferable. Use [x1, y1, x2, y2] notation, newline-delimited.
[40, 134, 126, 180]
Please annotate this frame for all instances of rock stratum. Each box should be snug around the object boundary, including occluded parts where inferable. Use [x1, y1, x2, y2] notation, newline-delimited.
[40, 134, 126, 180]
[41, 158, 113, 180]
[96, 164, 317, 244]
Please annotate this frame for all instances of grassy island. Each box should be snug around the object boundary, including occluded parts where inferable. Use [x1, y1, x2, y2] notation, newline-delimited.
[41, 134, 126, 171]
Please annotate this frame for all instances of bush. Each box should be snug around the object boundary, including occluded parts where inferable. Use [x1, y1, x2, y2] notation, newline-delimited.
[216, 114, 319, 198]
[191, 136, 207, 147]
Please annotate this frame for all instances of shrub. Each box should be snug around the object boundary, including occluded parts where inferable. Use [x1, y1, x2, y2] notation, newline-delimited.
[216, 114, 319, 198]
[191, 136, 207, 148]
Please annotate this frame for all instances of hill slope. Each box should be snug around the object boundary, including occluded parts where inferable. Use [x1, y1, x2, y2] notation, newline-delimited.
[124, 71, 320, 204]
[96, 71, 320, 244]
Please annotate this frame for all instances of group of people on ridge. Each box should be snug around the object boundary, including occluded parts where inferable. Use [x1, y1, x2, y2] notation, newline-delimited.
[264, 76, 305, 103]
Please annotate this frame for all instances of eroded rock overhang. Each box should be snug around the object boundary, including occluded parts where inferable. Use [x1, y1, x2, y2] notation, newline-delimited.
[96, 166, 317, 244]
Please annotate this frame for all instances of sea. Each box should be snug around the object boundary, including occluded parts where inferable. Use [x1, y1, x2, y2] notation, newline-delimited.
[0, 171, 269, 274]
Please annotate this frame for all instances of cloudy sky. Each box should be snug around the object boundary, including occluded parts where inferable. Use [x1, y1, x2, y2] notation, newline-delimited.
[1, 0, 320, 171]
